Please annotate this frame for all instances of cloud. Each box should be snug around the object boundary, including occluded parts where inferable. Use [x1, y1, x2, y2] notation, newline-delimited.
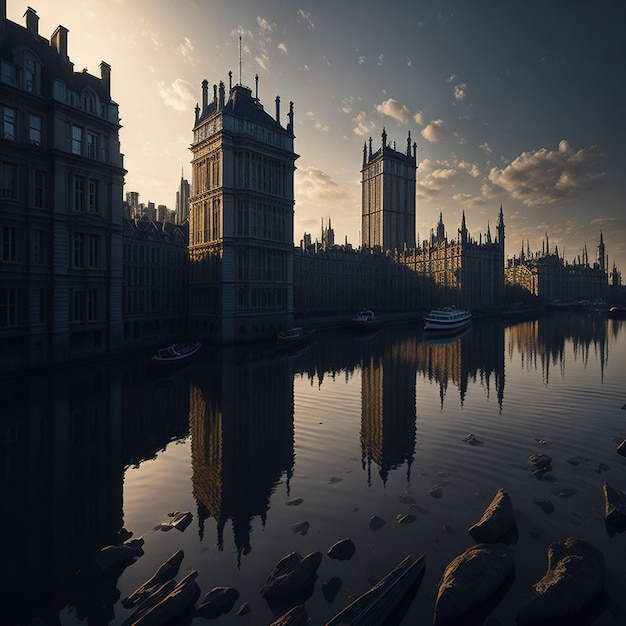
[176, 37, 194, 63]
[421, 119, 446, 142]
[257, 16, 274, 33]
[418, 158, 460, 201]
[377, 54, 384, 66]
[452, 192, 487, 209]
[480, 142, 493, 154]
[458, 161, 480, 177]
[375, 98, 411, 123]
[358, 55, 365, 65]
[488, 140, 604, 206]
[306, 111, 329, 132]
[296, 166, 347, 202]
[277, 42, 288, 55]
[297, 9, 315, 29]
[453, 82, 467, 100]
[413, 111, 424, 126]
[352, 111, 376, 137]
[158, 79, 196, 112]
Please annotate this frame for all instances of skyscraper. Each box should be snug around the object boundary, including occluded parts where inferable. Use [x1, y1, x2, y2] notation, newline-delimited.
[189, 74, 298, 343]
[175, 169, 190, 224]
[361, 128, 417, 251]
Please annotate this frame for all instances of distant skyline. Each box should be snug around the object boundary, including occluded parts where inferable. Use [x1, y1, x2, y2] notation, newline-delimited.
[8, 0, 626, 272]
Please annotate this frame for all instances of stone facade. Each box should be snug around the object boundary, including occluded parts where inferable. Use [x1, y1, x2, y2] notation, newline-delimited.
[189, 76, 298, 344]
[0, 4, 125, 371]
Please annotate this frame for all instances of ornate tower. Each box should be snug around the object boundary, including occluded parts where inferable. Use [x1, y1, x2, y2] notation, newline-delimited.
[189, 76, 298, 343]
[361, 129, 417, 250]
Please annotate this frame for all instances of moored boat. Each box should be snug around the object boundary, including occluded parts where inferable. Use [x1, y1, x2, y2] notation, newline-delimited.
[277, 327, 316, 348]
[151, 341, 201, 368]
[351, 308, 380, 331]
[424, 306, 472, 331]
[325, 553, 426, 626]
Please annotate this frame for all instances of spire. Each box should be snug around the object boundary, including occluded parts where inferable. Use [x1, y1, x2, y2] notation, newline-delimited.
[406, 130, 412, 156]
[363, 141, 367, 167]
[381, 127, 387, 149]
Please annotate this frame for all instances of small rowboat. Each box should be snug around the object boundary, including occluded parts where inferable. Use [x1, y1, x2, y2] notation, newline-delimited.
[325, 553, 426, 626]
[151, 341, 201, 368]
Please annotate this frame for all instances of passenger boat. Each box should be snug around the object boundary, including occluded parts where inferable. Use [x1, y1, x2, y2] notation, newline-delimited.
[325, 553, 426, 626]
[351, 309, 380, 331]
[277, 327, 316, 348]
[151, 341, 201, 368]
[424, 306, 472, 330]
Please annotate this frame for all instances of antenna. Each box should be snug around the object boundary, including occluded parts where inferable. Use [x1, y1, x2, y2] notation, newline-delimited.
[238, 35, 242, 85]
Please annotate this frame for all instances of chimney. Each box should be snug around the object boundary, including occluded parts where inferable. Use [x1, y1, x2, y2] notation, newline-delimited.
[51, 25, 69, 60]
[275, 95, 280, 123]
[201, 79, 208, 110]
[218, 81, 225, 109]
[1, 0, 6, 44]
[24, 7, 38, 35]
[100, 61, 111, 98]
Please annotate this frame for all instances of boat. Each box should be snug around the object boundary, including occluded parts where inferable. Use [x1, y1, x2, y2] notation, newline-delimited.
[351, 309, 380, 331]
[607, 305, 626, 319]
[325, 553, 426, 626]
[151, 341, 201, 368]
[424, 306, 472, 331]
[277, 327, 316, 348]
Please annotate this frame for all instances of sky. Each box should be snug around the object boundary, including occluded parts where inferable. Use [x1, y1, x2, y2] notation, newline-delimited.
[8, 0, 626, 274]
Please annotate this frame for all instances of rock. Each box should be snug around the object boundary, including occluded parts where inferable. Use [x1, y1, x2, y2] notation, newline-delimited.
[468, 488, 516, 543]
[602, 481, 626, 526]
[284, 497, 303, 506]
[531, 498, 554, 514]
[269, 604, 308, 626]
[122, 571, 200, 626]
[429, 485, 443, 498]
[528, 454, 552, 477]
[322, 576, 342, 602]
[260, 551, 322, 599]
[434, 543, 514, 623]
[195, 586, 239, 618]
[122, 549, 184, 607]
[463, 433, 484, 446]
[327, 538, 356, 560]
[617, 439, 626, 456]
[94, 537, 144, 573]
[235, 602, 251, 616]
[516, 537, 605, 625]
[369, 515, 386, 531]
[396, 513, 416, 524]
[291, 521, 310, 536]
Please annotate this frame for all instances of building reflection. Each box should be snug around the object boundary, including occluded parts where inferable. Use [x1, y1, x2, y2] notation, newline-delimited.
[188, 345, 295, 562]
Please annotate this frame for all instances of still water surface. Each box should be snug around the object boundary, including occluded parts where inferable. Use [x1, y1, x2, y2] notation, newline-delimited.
[4, 312, 626, 625]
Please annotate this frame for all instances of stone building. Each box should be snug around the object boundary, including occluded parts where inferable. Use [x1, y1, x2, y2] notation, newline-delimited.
[189, 74, 298, 344]
[0, 3, 125, 371]
[504, 232, 610, 304]
[121, 219, 189, 347]
[361, 128, 417, 250]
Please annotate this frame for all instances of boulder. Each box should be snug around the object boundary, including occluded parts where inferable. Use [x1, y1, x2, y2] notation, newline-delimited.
[434, 543, 514, 623]
[516, 537, 605, 624]
[122, 549, 184, 607]
[617, 439, 626, 456]
[260, 551, 323, 599]
[603, 481, 626, 527]
[94, 537, 144, 573]
[269, 604, 308, 626]
[369, 515, 386, 531]
[195, 586, 239, 618]
[327, 538, 356, 560]
[321, 576, 342, 602]
[528, 454, 552, 477]
[468, 488, 516, 543]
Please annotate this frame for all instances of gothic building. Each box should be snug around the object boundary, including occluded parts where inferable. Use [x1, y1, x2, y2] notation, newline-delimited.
[0, 3, 125, 370]
[361, 128, 417, 250]
[189, 74, 298, 344]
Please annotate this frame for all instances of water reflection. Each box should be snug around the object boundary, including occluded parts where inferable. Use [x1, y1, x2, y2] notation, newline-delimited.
[188, 346, 295, 561]
[2, 312, 624, 625]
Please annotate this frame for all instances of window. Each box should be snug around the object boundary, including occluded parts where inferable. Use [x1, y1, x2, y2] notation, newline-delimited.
[88, 179, 98, 212]
[87, 289, 99, 321]
[74, 176, 85, 211]
[1, 60, 17, 86]
[73, 232, 85, 267]
[71, 289, 84, 321]
[1, 163, 17, 199]
[0, 288, 18, 326]
[2, 226, 17, 262]
[24, 55, 37, 92]
[29, 114, 42, 145]
[33, 170, 45, 207]
[86, 132, 98, 159]
[3, 106, 16, 140]
[88, 234, 99, 268]
[72, 125, 82, 155]
[34, 229, 49, 264]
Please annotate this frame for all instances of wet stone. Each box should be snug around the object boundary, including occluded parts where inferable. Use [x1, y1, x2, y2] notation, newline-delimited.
[368, 515, 386, 531]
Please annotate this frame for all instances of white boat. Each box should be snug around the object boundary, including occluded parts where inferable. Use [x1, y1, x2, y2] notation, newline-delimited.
[424, 306, 472, 330]
[351, 308, 380, 331]
[277, 327, 316, 348]
[151, 341, 202, 368]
